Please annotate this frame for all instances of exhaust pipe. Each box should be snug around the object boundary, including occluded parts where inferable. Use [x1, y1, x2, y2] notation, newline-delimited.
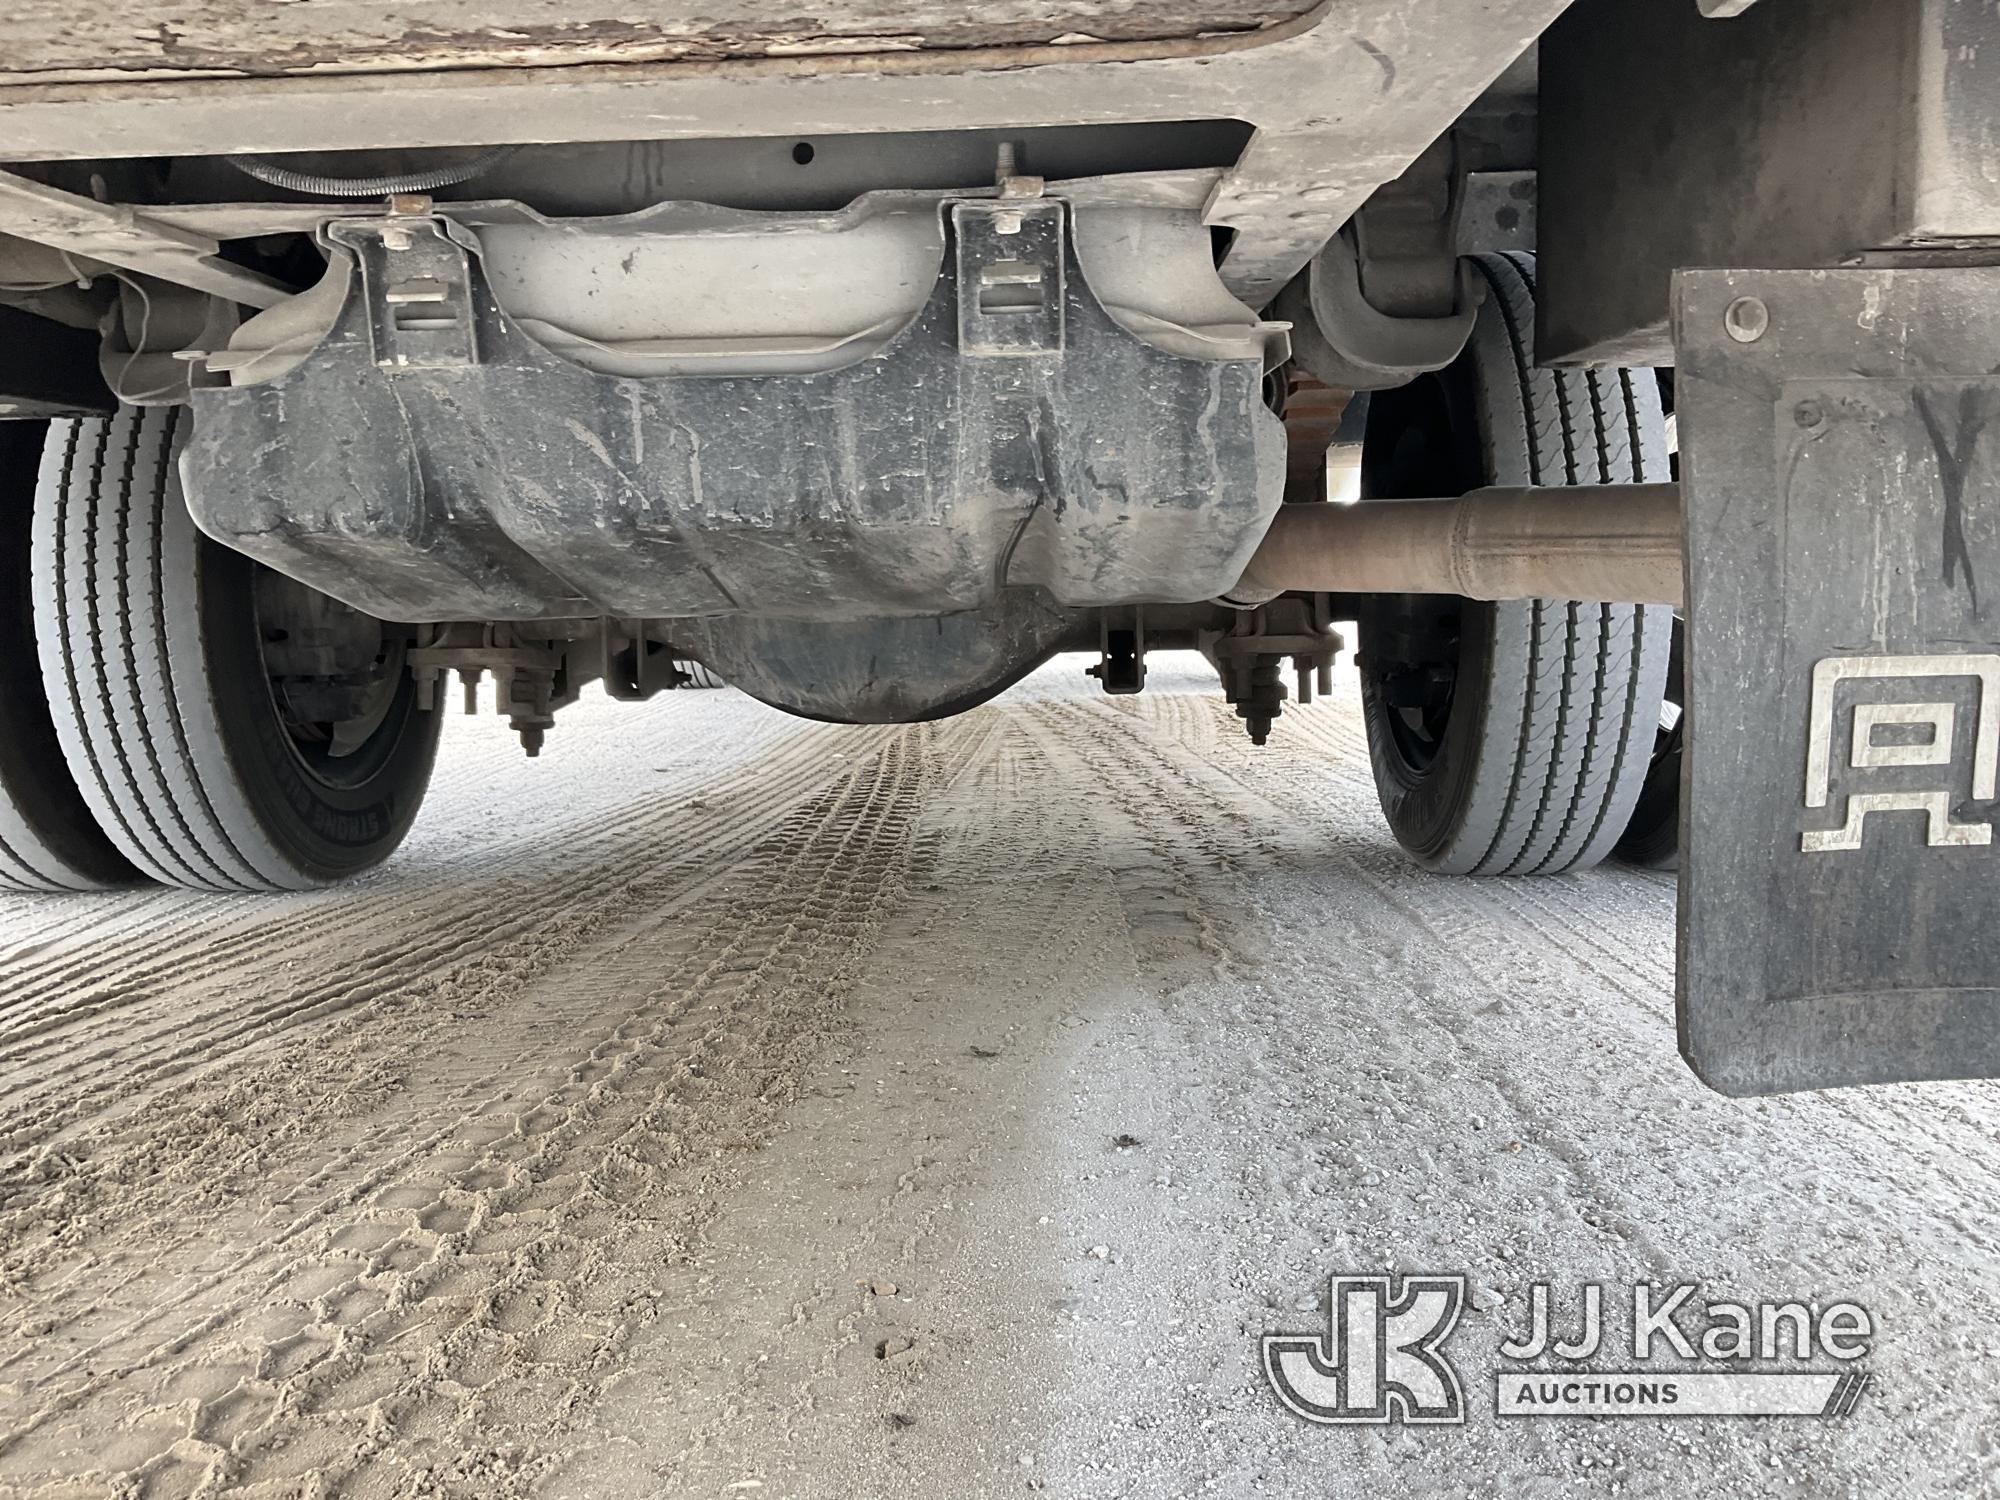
[1231, 482, 1682, 607]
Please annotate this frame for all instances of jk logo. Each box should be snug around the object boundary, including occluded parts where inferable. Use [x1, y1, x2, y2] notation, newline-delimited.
[1262, 1274, 1466, 1425]
[1801, 653, 2000, 853]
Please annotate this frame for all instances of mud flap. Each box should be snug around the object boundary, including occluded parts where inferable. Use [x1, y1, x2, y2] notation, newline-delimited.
[1676, 268, 2000, 1095]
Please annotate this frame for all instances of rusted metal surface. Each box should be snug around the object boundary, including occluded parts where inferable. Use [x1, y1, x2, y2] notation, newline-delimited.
[1279, 372, 1352, 505]
[0, 3, 1313, 84]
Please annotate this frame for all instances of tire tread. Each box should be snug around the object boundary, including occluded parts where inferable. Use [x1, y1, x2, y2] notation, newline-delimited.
[1364, 253, 1671, 876]
[33, 407, 414, 893]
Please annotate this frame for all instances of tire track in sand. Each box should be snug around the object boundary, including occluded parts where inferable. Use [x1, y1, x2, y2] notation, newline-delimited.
[0, 720, 978, 1499]
[0, 704, 834, 1043]
[0, 723, 897, 1165]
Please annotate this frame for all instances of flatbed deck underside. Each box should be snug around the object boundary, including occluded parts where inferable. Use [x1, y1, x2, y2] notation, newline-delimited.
[0, 0, 1551, 308]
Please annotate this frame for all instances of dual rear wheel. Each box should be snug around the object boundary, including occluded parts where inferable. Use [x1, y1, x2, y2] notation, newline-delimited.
[1356, 254, 1679, 875]
[1, 407, 441, 894]
[0, 422, 131, 892]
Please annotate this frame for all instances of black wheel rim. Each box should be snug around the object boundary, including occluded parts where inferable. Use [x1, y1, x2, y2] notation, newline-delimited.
[1358, 366, 1480, 781]
[250, 567, 416, 792]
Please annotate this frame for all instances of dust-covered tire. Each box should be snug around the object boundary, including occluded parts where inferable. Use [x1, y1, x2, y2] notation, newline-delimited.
[0, 421, 136, 892]
[674, 658, 725, 690]
[1356, 253, 1672, 876]
[31, 406, 443, 892]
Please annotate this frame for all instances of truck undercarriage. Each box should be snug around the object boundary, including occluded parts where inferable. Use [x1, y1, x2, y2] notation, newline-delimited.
[0, 0, 1993, 1096]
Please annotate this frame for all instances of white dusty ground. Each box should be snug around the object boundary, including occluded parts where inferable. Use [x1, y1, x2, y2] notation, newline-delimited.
[0, 656, 1994, 1500]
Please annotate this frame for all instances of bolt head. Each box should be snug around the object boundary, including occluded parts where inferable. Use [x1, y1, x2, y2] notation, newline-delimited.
[1724, 296, 1770, 343]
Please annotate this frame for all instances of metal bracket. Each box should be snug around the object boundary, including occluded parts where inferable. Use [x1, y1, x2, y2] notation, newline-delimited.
[1276, 228, 1482, 392]
[0, 166, 292, 310]
[1088, 607, 1148, 695]
[329, 216, 480, 370]
[598, 619, 673, 702]
[1452, 171, 1537, 258]
[1199, 594, 1341, 745]
[954, 200, 1065, 357]
[408, 622, 568, 755]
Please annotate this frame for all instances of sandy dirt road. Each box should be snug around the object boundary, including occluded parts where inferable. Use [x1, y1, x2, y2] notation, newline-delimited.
[0, 657, 1993, 1500]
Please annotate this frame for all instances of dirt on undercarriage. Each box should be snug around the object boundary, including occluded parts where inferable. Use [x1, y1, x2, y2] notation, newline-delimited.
[0, 657, 1992, 1499]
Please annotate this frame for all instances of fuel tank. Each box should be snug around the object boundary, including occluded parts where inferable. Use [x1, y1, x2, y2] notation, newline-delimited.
[181, 194, 1287, 627]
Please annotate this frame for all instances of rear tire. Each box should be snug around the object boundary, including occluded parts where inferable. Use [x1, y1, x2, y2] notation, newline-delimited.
[0, 422, 136, 892]
[1356, 253, 1672, 876]
[674, 657, 725, 689]
[32, 406, 443, 893]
